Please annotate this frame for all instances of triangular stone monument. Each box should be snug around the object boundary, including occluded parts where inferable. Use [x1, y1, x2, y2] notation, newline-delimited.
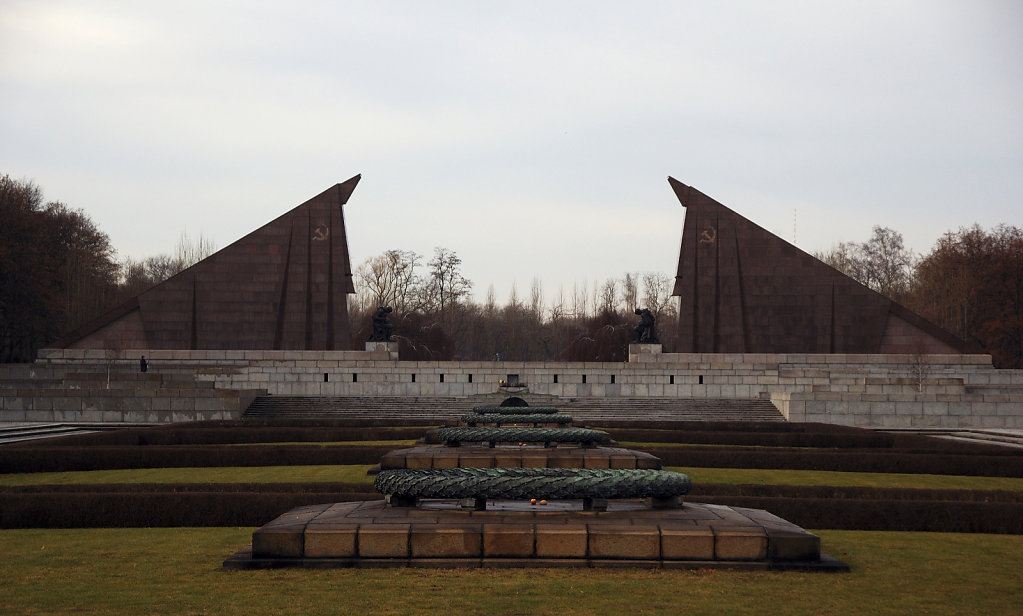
[669, 177, 969, 354]
[57, 175, 361, 351]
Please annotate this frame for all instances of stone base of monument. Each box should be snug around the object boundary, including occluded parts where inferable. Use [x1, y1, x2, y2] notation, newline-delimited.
[364, 341, 399, 360]
[223, 499, 848, 571]
[628, 342, 662, 362]
[376, 445, 662, 472]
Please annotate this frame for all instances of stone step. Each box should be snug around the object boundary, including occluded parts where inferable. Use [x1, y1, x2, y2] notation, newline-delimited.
[0, 423, 99, 444]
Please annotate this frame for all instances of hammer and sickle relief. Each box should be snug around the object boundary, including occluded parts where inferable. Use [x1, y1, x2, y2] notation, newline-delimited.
[312, 224, 330, 241]
[699, 226, 717, 244]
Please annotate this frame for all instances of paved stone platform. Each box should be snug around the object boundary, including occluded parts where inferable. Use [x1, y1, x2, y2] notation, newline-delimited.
[377, 446, 662, 471]
[224, 500, 847, 571]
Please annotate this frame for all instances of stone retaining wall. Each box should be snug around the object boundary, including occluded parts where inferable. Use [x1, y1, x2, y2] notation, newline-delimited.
[2, 345, 1020, 428]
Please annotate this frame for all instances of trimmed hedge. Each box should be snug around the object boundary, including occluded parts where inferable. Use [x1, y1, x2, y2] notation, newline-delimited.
[2, 418, 1020, 532]
[12, 426, 429, 447]
[608, 428, 1015, 454]
[591, 421, 869, 433]
[5, 443, 1015, 477]
[4, 444, 1020, 477]
[2, 490, 1021, 532]
[0, 445, 392, 473]
[692, 483, 1023, 503]
[0, 492, 374, 528]
[0, 482, 372, 494]
[688, 495, 1023, 534]
[648, 447, 1023, 477]
[5, 482, 1019, 504]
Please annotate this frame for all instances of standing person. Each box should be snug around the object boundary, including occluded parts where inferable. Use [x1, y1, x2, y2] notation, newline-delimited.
[140, 355, 148, 373]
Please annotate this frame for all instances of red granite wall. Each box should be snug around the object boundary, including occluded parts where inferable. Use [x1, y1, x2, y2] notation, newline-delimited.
[59, 176, 360, 351]
[669, 177, 968, 354]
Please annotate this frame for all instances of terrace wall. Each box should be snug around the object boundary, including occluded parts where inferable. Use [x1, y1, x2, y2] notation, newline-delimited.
[2, 344, 1021, 428]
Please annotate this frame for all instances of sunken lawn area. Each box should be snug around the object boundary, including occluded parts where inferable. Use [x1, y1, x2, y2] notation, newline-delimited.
[1, 419, 1021, 614]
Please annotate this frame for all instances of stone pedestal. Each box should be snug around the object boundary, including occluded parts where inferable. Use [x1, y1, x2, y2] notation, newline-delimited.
[365, 341, 399, 360]
[227, 500, 844, 571]
[628, 343, 662, 363]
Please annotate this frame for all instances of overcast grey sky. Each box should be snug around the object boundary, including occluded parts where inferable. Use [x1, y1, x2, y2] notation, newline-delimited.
[2, 1, 1020, 304]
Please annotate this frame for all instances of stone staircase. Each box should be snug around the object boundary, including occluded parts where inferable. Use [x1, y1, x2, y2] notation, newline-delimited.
[243, 395, 785, 422]
[0, 423, 99, 444]
[1, 365, 264, 424]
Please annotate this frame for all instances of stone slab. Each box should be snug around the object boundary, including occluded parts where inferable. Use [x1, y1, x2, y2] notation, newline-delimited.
[226, 499, 846, 571]
[379, 446, 662, 471]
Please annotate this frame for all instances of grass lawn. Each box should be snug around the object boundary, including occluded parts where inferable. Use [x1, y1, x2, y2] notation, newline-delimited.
[0, 528, 1020, 615]
[4, 465, 1023, 492]
[620, 441, 823, 450]
[671, 466, 1023, 491]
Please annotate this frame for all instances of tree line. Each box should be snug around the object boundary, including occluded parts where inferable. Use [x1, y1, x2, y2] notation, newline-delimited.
[348, 247, 679, 362]
[816, 225, 1023, 368]
[2, 173, 1019, 367]
[0, 175, 213, 362]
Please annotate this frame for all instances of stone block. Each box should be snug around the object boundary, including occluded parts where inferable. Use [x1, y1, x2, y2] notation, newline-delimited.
[714, 527, 767, 561]
[483, 524, 535, 557]
[405, 452, 434, 469]
[609, 454, 637, 469]
[411, 524, 481, 558]
[430, 451, 460, 468]
[357, 524, 411, 558]
[252, 527, 304, 558]
[635, 455, 661, 470]
[589, 526, 660, 560]
[458, 452, 495, 468]
[582, 455, 610, 469]
[660, 526, 714, 560]
[765, 528, 820, 561]
[304, 524, 359, 558]
[520, 453, 549, 468]
[493, 452, 522, 468]
[549, 455, 584, 469]
[536, 525, 587, 558]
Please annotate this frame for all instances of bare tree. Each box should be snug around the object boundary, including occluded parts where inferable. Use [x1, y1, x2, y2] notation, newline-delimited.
[860, 226, 914, 300]
[549, 284, 567, 322]
[816, 226, 915, 301]
[425, 247, 472, 314]
[506, 281, 522, 310]
[599, 278, 618, 314]
[175, 231, 217, 270]
[484, 283, 498, 317]
[529, 276, 545, 321]
[622, 272, 639, 313]
[356, 249, 424, 314]
[816, 241, 862, 279]
[641, 272, 672, 315]
[570, 281, 587, 318]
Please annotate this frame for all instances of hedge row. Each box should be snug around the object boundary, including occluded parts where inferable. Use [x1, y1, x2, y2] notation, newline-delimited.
[689, 496, 1023, 534]
[4, 443, 1019, 476]
[5, 481, 1019, 503]
[20, 426, 428, 447]
[649, 447, 1023, 477]
[606, 428, 1014, 454]
[0, 445, 394, 473]
[0, 492, 368, 528]
[692, 483, 1023, 503]
[590, 420, 870, 432]
[2, 491, 1020, 532]
[0, 482, 372, 494]
[19, 420, 1011, 456]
